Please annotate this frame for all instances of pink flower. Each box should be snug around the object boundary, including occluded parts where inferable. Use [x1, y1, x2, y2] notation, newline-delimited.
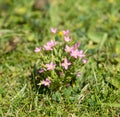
[64, 36, 71, 42]
[34, 47, 41, 52]
[63, 30, 70, 36]
[78, 50, 85, 58]
[48, 40, 57, 47]
[65, 45, 73, 53]
[61, 58, 71, 70]
[50, 28, 57, 34]
[76, 72, 81, 77]
[82, 59, 87, 64]
[46, 62, 56, 70]
[44, 40, 56, 51]
[44, 43, 53, 50]
[72, 42, 81, 50]
[77, 42, 81, 47]
[41, 78, 51, 87]
[70, 49, 79, 58]
[39, 68, 44, 73]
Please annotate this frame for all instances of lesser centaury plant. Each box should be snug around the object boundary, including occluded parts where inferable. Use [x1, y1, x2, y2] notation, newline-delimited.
[34, 28, 87, 91]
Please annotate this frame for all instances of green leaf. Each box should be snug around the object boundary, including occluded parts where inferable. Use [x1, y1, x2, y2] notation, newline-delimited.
[99, 33, 108, 50]
[87, 32, 105, 43]
[116, 41, 120, 55]
[102, 103, 120, 108]
[81, 84, 89, 94]
[106, 77, 120, 89]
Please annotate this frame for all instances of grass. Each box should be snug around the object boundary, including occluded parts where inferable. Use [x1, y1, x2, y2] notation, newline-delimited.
[0, 0, 120, 116]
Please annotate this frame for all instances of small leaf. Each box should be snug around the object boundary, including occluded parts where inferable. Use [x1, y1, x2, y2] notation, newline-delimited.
[15, 7, 26, 15]
[99, 33, 108, 50]
[102, 103, 120, 108]
[116, 41, 120, 55]
[27, 34, 35, 41]
[81, 84, 89, 94]
[106, 77, 120, 89]
[4, 36, 21, 53]
[88, 32, 105, 43]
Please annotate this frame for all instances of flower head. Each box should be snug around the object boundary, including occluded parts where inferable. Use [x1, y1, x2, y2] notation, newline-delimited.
[44, 44, 53, 50]
[76, 71, 81, 77]
[72, 42, 81, 50]
[82, 59, 87, 64]
[64, 36, 71, 42]
[63, 30, 70, 36]
[61, 58, 71, 70]
[58, 31, 64, 36]
[70, 49, 79, 58]
[46, 62, 56, 70]
[65, 45, 73, 53]
[39, 68, 44, 73]
[77, 73, 81, 77]
[48, 40, 57, 47]
[41, 78, 51, 87]
[78, 50, 85, 58]
[50, 28, 57, 34]
[44, 40, 56, 51]
[34, 47, 41, 52]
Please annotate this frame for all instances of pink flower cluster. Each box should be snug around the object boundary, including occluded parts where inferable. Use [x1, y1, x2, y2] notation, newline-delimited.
[35, 28, 88, 87]
[64, 41, 87, 63]
[44, 40, 57, 51]
[65, 43, 85, 58]
[62, 30, 70, 36]
[50, 28, 71, 42]
[45, 58, 71, 71]
[63, 30, 71, 42]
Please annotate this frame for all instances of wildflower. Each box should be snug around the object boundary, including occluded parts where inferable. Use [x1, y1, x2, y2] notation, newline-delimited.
[70, 49, 79, 58]
[39, 68, 44, 73]
[65, 45, 73, 53]
[64, 36, 71, 42]
[77, 42, 81, 47]
[63, 30, 70, 36]
[82, 59, 87, 64]
[48, 40, 57, 47]
[46, 62, 56, 70]
[41, 78, 51, 87]
[50, 28, 57, 34]
[78, 50, 85, 58]
[61, 58, 71, 70]
[44, 40, 57, 51]
[58, 31, 63, 36]
[72, 42, 81, 50]
[76, 72, 81, 77]
[44, 43, 53, 50]
[77, 73, 81, 77]
[34, 47, 41, 52]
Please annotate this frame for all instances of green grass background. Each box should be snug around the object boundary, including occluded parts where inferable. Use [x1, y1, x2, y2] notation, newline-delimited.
[0, 0, 120, 116]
